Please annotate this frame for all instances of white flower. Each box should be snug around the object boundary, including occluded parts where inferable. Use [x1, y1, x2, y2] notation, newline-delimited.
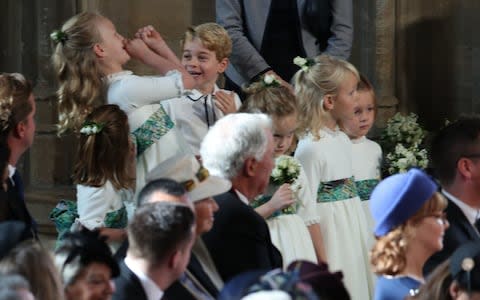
[264, 74, 275, 85]
[293, 56, 307, 67]
[80, 123, 103, 136]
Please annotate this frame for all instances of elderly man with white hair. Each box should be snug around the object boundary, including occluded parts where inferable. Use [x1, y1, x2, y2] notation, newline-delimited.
[200, 112, 283, 282]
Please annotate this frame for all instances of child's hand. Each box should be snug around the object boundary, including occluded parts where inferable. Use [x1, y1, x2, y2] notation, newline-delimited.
[214, 90, 237, 115]
[269, 184, 296, 211]
[135, 25, 171, 58]
[124, 38, 152, 62]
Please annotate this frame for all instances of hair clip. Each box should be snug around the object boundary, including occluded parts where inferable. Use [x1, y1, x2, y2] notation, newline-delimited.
[263, 74, 281, 88]
[293, 56, 316, 72]
[462, 257, 475, 292]
[50, 30, 69, 45]
[80, 122, 104, 136]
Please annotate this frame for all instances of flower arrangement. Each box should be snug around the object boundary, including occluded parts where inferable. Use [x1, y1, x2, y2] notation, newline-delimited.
[263, 74, 281, 87]
[50, 30, 68, 44]
[293, 56, 316, 72]
[270, 155, 302, 214]
[80, 122, 104, 136]
[380, 112, 429, 175]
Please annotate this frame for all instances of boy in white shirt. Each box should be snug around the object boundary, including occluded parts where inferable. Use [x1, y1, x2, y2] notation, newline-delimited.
[163, 23, 241, 155]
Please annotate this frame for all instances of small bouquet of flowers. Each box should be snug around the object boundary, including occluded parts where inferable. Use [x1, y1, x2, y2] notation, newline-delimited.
[270, 155, 302, 214]
[380, 113, 429, 175]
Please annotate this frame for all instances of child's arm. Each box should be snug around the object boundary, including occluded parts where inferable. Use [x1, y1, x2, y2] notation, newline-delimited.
[124, 38, 195, 90]
[134, 26, 195, 90]
[99, 227, 127, 242]
[254, 184, 296, 219]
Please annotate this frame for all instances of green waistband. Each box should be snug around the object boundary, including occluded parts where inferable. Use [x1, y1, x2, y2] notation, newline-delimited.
[132, 105, 174, 156]
[317, 176, 358, 203]
[355, 179, 380, 201]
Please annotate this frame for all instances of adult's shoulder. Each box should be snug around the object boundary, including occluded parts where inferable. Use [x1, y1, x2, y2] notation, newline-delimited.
[113, 262, 147, 300]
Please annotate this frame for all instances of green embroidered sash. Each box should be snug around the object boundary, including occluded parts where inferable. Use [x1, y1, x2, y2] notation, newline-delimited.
[49, 200, 128, 248]
[355, 179, 380, 201]
[317, 177, 358, 203]
[132, 105, 174, 156]
[251, 195, 298, 219]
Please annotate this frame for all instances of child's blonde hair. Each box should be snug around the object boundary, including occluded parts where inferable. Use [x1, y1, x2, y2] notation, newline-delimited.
[51, 12, 106, 135]
[294, 54, 359, 140]
[240, 79, 298, 120]
[181, 23, 232, 61]
[73, 104, 134, 190]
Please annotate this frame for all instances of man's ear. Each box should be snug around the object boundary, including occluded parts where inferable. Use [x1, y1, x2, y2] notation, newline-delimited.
[93, 43, 106, 58]
[15, 121, 26, 139]
[217, 57, 229, 74]
[243, 157, 257, 177]
[457, 158, 474, 180]
[168, 249, 182, 270]
[323, 94, 335, 111]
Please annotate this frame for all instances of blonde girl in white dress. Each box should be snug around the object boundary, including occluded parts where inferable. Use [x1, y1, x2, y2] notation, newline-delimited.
[293, 54, 374, 300]
[51, 12, 195, 197]
[240, 75, 326, 267]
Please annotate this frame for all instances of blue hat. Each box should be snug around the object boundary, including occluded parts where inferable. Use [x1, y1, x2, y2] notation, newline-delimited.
[370, 168, 438, 236]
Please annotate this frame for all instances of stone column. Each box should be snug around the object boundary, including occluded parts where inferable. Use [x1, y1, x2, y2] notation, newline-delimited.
[374, 0, 398, 129]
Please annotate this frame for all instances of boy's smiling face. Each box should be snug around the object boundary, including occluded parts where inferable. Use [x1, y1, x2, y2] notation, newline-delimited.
[181, 37, 228, 94]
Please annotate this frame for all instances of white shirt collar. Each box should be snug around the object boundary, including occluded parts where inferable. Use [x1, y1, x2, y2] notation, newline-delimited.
[8, 164, 16, 186]
[8, 164, 15, 179]
[443, 189, 480, 225]
[124, 257, 164, 300]
[234, 189, 249, 205]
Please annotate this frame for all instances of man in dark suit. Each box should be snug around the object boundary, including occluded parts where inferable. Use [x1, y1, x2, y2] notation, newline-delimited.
[112, 201, 196, 300]
[0, 73, 37, 239]
[199, 113, 283, 282]
[146, 155, 233, 300]
[424, 116, 480, 275]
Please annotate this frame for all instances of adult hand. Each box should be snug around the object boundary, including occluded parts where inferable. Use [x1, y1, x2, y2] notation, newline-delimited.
[214, 90, 237, 115]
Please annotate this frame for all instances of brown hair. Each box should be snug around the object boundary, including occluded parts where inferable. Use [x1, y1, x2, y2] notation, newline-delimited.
[72, 104, 133, 190]
[370, 192, 447, 276]
[240, 79, 298, 119]
[293, 54, 359, 140]
[357, 73, 377, 115]
[181, 22, 232, 61]
[128, 202, 195, 266]
[51, 12, 106, 135]
[0, 240, 65, 300]
[0, 73, 33, 141]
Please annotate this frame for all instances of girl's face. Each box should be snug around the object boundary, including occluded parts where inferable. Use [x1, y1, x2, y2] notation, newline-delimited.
[330, 72, 358, 123]
[272, 114, 297, 157]
[65, 262, 115, 300]
[96, 17, 130, 69]
[341, 90, 375, 139]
